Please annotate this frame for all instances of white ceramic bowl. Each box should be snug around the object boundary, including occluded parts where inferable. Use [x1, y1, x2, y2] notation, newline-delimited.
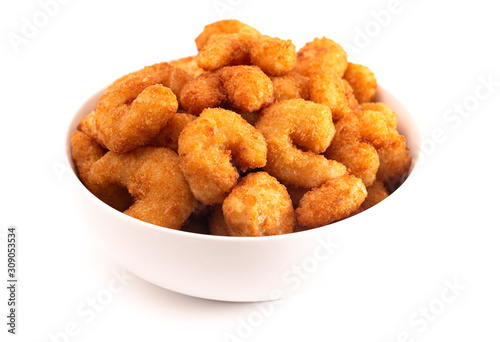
[65, 86, 420, 302]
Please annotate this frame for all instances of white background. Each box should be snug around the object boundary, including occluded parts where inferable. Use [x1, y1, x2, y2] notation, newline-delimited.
[1, 0, 500, 341]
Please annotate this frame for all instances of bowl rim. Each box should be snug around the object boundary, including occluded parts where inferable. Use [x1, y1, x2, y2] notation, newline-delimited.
[65, 84, 421, 243]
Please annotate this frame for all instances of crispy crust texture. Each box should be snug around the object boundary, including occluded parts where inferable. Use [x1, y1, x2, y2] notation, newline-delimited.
[222, 172, 295, 236]
[88, 147, 195, 229]
[361, 179, 389, 210]
[218, 65, 274, 112]
[292, 37, 348, 77]
[180, 66, 273, 114]
[325, 112, 380, 187]
[272, 72, 309, 102]
[296, 174, 367, 230]
[195, 19, 260, 51]
[343, 63, 377, 104]
[256, 99, 346, 188]
[148, 112, 197, 151]
[71, 131, 132, 211]
[178, 108, 267, 205]
[94, 76, 178, 153]
[309, 72, 360, 122]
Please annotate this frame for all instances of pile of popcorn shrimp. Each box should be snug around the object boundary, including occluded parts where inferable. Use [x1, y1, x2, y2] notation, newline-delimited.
[71, 20, 411, 236]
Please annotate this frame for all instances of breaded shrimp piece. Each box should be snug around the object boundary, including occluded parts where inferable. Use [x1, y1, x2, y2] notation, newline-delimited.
[109, 62, 192, 100]
[142, 63, 192, 99]
[71, 131, 132, 211]
[71, 131, 105, 181]
[376, 133, 411, 185]
[361, 179, 389, 210]
[292, 37, 348, 77]
[77, 111, 105, 147]
[358, 110, 395, 149]
[178, 108, 267, 205]
[148, 112, 197, 151]
[94, 75, 178, 153]
[343, 63, 377, 103]
[344, 109, 410, 185]
[170, 56, 206, 78]
[295, 174, 367, 230]
[360, 102, 398, 129]
[181, 66, 273, 114]
[309, 71, 360, 121]
[324, 112, 380, 187]
[357, 110, 411, 184]
[195, 19, 260, 51]
[255, 99, 346, 188]
[180, 73, 226, 114]
[222, 172, 295, 236]
[218, 65, 274, 112]
[249, 35, 296, 76]
[196, 33, 254, 71]
[272, 72, 309, 102]
[197, 33, 296, 76]
[88, 147, 195, 229]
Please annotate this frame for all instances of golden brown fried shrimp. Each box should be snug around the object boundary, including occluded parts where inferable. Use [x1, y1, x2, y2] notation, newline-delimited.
[309, 71, 359, 121]
[181, 66, 272, 115]
[249, 35, 296, 76]
[197, 33, 253, 71]
[144, 63, 193, 100]
[94, 76, 178, 153]
[71, 131, 132, 211]
[358, 108, 410, 185]
[272, 72, 309, 102]
[255, 99, 346, 188]
[148, 113, 197, 151]
[218, 65, 274, 112]
[343, 63, 377, 103]
[197, 33, 295, 76]
[209, 205, 230, 236]
[88, 147, 195, 229]
[295, 174, 367, 230]
[178, 108, 267, 205]
[343, 79, 362, 114]
[222, 172, 295, 236]
[109, 62, 192, 100]
[361, 179, 389, 210]
[170, 56, 206, 78]
[195, 19, 260, 51]
[180, 73, 226, 114]
[77, 111, 105, 147]
[376, 133, 411, 185]
[293, 37, 348, 77]
[71, 131, 104, 179]
[360, 102, 398, 129]
[336, 109, 410, 185]
[358, 110, 394, 149]
[324, 112, 380, 187]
